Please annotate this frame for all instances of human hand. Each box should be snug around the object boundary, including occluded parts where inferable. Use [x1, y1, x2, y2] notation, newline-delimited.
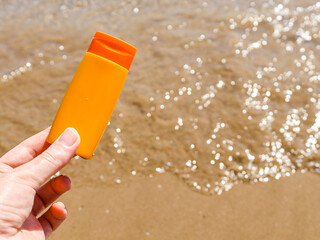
[0, 127, 80, 240]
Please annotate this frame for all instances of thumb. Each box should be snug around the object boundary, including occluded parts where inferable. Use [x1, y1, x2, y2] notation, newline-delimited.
[13, 128, 80, 190]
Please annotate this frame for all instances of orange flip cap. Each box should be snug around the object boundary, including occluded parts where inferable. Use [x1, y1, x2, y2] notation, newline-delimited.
[88, 32, 136, 70]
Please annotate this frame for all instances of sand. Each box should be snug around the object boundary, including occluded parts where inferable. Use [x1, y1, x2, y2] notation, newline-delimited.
[1, 0, 320, 239]
[51, 172, 320, 240]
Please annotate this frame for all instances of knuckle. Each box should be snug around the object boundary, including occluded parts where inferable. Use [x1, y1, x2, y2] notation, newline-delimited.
[40, 151, 58, 167]
[21, 143, 38, 159]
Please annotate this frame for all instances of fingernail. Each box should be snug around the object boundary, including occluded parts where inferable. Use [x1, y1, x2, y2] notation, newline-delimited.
[55, 202, 66, 209]
[58, 128, 79, 147]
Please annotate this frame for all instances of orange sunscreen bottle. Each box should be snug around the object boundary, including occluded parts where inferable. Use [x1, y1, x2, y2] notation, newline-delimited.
[47, 32, 137, 159]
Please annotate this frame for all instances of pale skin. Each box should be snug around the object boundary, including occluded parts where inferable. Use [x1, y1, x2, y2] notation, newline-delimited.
[0, 127, 80, 240]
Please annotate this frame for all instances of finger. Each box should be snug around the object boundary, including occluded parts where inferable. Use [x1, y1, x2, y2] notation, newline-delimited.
[32, 175, 71, 216]
[13, 128, 80, 190]
[0, 127, 51, 168]
[38, 202, 67, 239]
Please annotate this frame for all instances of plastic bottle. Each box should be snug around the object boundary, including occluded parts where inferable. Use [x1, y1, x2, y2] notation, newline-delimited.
[47, 32, 137, 159]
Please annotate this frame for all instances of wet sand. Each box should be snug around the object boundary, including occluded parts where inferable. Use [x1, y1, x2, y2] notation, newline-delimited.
[51, 172, 320, 240]
[2, 0, 320, 238]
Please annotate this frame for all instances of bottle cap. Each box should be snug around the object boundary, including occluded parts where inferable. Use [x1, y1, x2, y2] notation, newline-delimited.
[87, 32, 137, 70]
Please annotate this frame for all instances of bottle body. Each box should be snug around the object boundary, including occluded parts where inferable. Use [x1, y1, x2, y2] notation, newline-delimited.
[47, 52, 128, 159]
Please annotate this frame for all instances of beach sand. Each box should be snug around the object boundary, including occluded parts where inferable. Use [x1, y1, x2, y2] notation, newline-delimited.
[51, 172, 320, 240]
[1, 0, 320, 239]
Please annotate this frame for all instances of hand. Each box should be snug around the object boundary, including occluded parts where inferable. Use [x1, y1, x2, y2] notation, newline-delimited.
[0, 127, 80, 240]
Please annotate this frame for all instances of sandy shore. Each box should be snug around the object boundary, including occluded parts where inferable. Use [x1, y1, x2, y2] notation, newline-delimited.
[51, 172, 320, 240]
[1, 1, 320, 239]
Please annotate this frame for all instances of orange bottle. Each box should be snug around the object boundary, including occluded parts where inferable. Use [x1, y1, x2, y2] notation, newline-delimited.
[47, 32, 137, 159]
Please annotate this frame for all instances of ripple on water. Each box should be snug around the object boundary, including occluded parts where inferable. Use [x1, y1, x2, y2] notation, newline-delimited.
[1, 0, 320, 195]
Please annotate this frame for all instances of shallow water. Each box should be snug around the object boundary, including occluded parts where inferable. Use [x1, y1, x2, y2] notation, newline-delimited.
[1, 0, 320, 195]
